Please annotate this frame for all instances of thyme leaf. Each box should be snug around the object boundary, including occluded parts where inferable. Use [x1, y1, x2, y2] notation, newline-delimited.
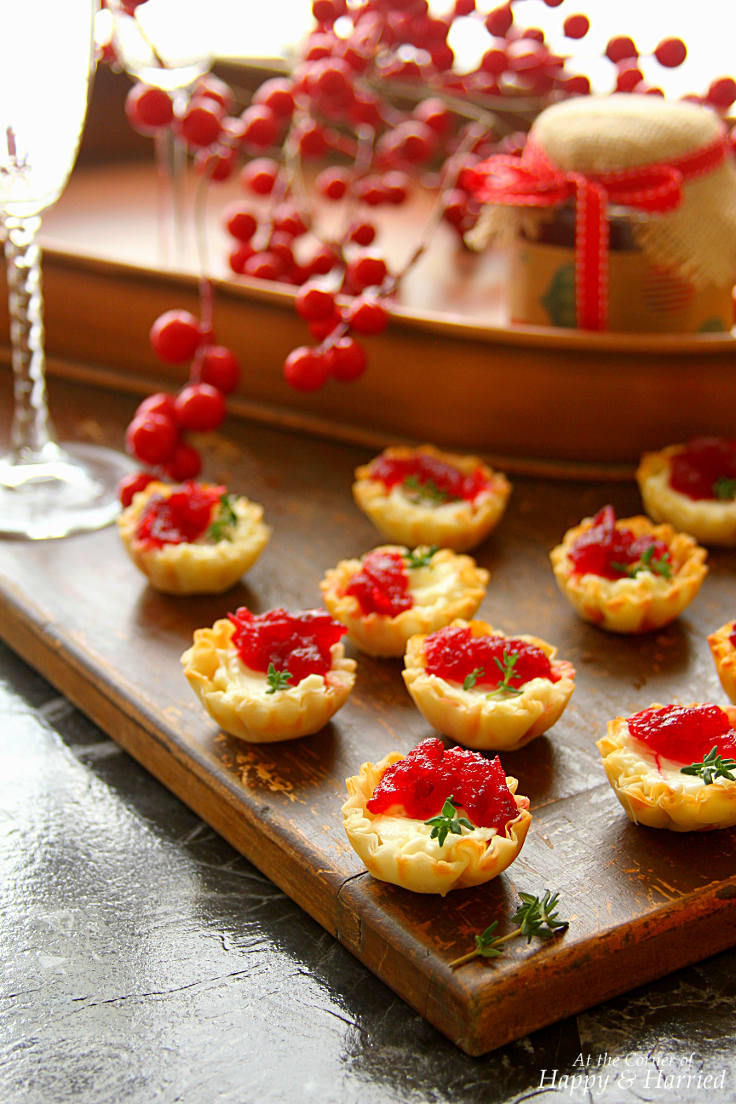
[402, 474, 449, 506]
[206, 493, 238, 542]
[610, 544, 672, 580]
[463, 666, 485, 691]
[265, 663, 293, 694]
[486, 650, 523, 698]
[424, 795, 475, 848]
[681, 745, 736, 785]
[449, 890, 569, 968]
[714, 476, 736, 501]
[404, 545, 438, 570]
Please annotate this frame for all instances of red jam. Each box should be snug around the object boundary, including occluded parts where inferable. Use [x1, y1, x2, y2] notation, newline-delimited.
[669, 437, 736, 501]
[135, 481, 223, 547]
[344, 549, 413, 616]
[228, 608, 347, 684]
[628, 703, 736, 765]
[369, 453, 490, 503]
[567, 506, 671, 581]
[366, 738, 520, 832]
[423, 625, 559, 690]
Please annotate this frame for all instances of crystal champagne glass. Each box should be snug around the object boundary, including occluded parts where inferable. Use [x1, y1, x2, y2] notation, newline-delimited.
[0, 0, 134, 539]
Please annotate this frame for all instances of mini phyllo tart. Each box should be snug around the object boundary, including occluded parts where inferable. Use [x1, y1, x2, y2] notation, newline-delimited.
[403, 620, 575, 751]
[181, 607, 356, 742]
[342, 737, 531, 895]
[118, 480, 271, 595]
[320, 544, 488, 657]
[597, 703, 736, 832]
[708, 621, 736, 704]
[637, 437, 736, 547]
[353, 444, 511, 552]
[550, 505, 707, 634]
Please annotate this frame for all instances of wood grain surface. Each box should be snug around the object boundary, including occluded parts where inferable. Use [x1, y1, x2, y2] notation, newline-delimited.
[0, 373, 735, 1055]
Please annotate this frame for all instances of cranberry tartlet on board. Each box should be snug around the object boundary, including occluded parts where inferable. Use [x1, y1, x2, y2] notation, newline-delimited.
[637, 438, 736, 547]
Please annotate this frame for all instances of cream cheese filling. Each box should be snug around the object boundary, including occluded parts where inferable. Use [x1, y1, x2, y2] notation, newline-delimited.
[407, 557, 474, 606]
[368, 812, 497, 857]
[618, 725, 732, 795]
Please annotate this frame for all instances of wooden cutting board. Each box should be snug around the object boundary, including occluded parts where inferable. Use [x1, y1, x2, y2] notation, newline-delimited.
[1, 381, 735, 1055]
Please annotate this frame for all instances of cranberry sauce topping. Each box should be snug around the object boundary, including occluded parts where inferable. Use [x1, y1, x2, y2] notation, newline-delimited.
[567, 506, 672, 581]
[228, 608, 347, 683]
[366, 738, 520, 832]
[344, 549, 413, 617]
[669, 437, 736, 501]
[729, 625, 736, 649]
[628, 703, 736, 765]
[423, 625, 559, 690]
[369, 452, 489, 504]
[135, 481, 224, 547]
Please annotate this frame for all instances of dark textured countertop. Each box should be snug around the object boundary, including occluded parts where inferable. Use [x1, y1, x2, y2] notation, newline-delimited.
[2, 636, 735, 1104]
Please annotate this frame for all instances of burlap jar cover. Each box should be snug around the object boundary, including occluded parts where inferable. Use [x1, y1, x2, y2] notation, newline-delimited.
[466, 94, 736, 333]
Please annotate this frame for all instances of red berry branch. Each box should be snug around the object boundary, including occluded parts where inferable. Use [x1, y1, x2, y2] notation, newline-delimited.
[101, 0, 734, 497]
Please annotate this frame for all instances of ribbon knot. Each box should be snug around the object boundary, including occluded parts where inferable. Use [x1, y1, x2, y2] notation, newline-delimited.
[464, 133, 728, 330]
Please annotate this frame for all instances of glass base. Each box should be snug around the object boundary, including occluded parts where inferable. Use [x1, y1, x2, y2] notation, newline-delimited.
[0, 442, 137, 540]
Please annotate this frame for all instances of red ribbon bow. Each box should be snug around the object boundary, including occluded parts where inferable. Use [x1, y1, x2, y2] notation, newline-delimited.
[464, 132, 729, 330]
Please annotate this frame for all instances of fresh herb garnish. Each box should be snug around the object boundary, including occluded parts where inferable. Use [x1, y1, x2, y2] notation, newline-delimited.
[610, 544, 672, 580]
[449, 890, 569, 968]
[402, 474, 449, 506]
[463, 666, 485, 691]
[486, 650, 523, 698]
[714, 477, 736, 501]
[265, 662, 293, 694]
[681, 744, 736, 786]
[424, 795, 475, 848]
[404, 545, 438, 570]
[206, 493, 238, 542]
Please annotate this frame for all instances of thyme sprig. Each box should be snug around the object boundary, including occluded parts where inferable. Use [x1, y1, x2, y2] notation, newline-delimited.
[714, 476, 736, 501]
[424, 796, 474, 848]
[610, 544, 672, 580]
[681, 745, 736, 785]
[463, 666, 485, 691]
[404, 545, 438, 570]
[449, 891, 569, 968]
[265, 663, 293, 694]
[402, 474, 449, 506]
[486, 650, 523, 698]
[206, 493, 238, 542]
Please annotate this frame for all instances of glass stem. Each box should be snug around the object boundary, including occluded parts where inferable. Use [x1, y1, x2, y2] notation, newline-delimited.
[4, 214, 57, 461]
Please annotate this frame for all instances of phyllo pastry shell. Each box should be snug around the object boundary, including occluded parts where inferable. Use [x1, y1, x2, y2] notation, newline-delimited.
[353, 444, 511, 552]
[403, 620, 575, 751]
[181, 616, 356, 742]
[550, 511, 707, 634]
[320, 545, 488, 657]
[342, 750, 531, 895]
[637, 444, 736, 547]
[118, 481, 271, 595]
[708, 621, 736, 704]
[597, 703, 736, 832]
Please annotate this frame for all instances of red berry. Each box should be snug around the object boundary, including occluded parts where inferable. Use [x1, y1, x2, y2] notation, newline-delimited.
[240, 104, 280, 149]
[485, 4, 512, 38]
[126, 413, 178, 466]
[615, 64, 644, 93]
[308, 244, 339, 275]
[177, 99, 224, 148]
[268, 232, 295, 269]
[150, 310, 200, 364]
[240, 158, 280, 195]
[480, 48, 507, 76]
[199, 346, 240, 395]
[542, 0, 564, 5]
[350, 90, 383, 129]
[348, 221, 376, 247]
[125, 83, 173, 133]
[312, 0, 345, 24]
[118, 471, 155, 508]
[453, 0, 475, 14]
[355, 176, 388, 206]
[229, 243, 256, 274]
[383, 171, 409, 205]
[563, 14, 589, 40]
[195, 75, 234, 113]
[244, 251, 284, 281]
[382, 120, 436, 164]
[296, 283, 336, 322]
[430, 44, 455, 72]
[606, 36, 638, 64]
[314, 59, 353, 100]
[174, 383, 226, 432]
[223, 203, 258, 242]
[165, 443, 202, 482]
[441, 188, 467, 228]
[194, 145, 236, 181]
[707, 77, 736, 108]
[283, 347, 329, 391]
[316, 166, 352, 200]
[136, 392, 177, 421]
[413, 98, 452, 136]
[273, 204, 308, 238]
[559, 74, 591, 96]
[308, 312, 342, 341]
[253, 77, 296, 119]
[295, 119, 329, 158]
[348, 254, 387, 292]
[346, 296, 388, 335]
[654, 38, 687, 69]
[120, 0, 148, 13]
[326, 337, 366, 382]
[288, 262, 311, 286]
[507, 39, 547, 74]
